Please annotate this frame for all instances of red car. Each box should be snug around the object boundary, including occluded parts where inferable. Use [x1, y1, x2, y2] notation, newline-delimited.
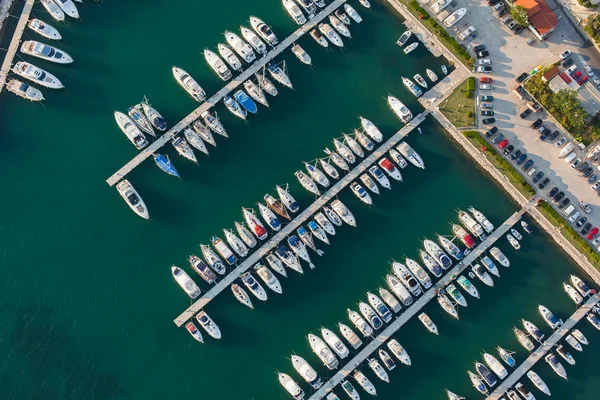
[480, 77, 493, 83]
[587, 227, 598, 240]
[499, 139, 509, 149]
[572, 71, 582, 78]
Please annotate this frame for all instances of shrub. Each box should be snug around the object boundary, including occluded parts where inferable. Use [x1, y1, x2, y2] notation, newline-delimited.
[578, 0, 595, 9]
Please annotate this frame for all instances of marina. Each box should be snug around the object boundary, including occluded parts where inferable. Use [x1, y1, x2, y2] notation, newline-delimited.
[106, 0, 349, 187]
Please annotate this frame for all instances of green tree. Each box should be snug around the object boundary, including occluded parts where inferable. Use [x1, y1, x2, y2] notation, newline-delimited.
[551, 90, 588, 132]
[511, 5, 530, 27]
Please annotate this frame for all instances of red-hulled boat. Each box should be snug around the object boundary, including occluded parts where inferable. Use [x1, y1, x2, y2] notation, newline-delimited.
[452, 224, 476, 249]
[242, 207, 268, 240]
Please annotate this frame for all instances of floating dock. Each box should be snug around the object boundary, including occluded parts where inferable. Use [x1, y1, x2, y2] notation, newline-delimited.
[0, 0, 36, 94]
[173, 111, 429, 327]
[308, 202, 538, 399]
[486, 293, 600, 399]
[106, 0, 348, 187]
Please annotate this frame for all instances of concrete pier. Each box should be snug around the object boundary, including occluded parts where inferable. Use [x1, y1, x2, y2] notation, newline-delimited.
[106, 0, 348, 187]
[173, 111, 429, 327]
[486, 294, 600, 399]
[0, 0, 36, 94]
[308, 202, 538, 399]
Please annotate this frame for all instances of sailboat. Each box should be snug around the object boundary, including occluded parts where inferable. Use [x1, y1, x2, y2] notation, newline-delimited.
[268, 62, 293, 89]
[142, 99, 167, 131]
[224, 95, 247, 120]
[256, 72, 279, 96]
[266, 252, 287, 277]
[201, 111, 228, 137]
[295, 170, 320, 195]
[224, 229, 249, 257]
[128, 104, 155, 137]
[242, 208, 268, 240]
[329, 15, 351, 38]
[324, 148, 350, 171]
[258, 202, 281, 231]
[184, 128, 209, 156]
[231, 284, 253, 309]
[172, 137, 197, 163]
[319, 158, 340, 180]
[192, 120, 217, 147]
[276, 185, 300, 213]
[153, 154, 180, 177]
[264, 194, 291, 220]
[243, 80, 269, 107]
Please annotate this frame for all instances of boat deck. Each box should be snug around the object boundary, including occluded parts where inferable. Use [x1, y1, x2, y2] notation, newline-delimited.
[486, 293, 600, 400]
[308, 202, 537, 399]
[173, 111, 429, 327]
[106, 0, 348, 187]
[0, 0, 36, 94]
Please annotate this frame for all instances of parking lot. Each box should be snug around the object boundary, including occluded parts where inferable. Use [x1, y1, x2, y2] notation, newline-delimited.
[420, 0, 600, 248]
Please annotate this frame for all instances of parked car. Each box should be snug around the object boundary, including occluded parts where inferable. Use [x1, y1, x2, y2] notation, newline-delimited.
[554, 191, 565, 202]
[482, 117, 496, 124]
[588, 174, 598, 184]
[559, 50, 571, 60]
[499, 139, 509, 148]
[507, 21, 517, 30]
[481, 95, 494, 102]
[571, 158, 582, 169]
[594, 77, 600, 88]
[577, 217, 587, 228]
[522, 159, 534, 171]
[516, 72, 528, 83]
[578, 162, 590, 172]
[558, 198, 570, 209]
[474, 44, 486, 52]
[520, 108, 532, 119]
[516, 153, 527, 165]
[514, 26, 523, 34]
[540, 128, 551, 140]
[548, 187, 559, 198]
[591, 180, 600, 191]
[582, 222, 592, 235]
[511, 149, 522, 160]
[504, 145, 515, 155]
[482, 103, 493, 109]
[480, 84, 493, 90]
[555, 137, 567, 147]
[538, 177, 550, 189]
[503, 16, 514, 25]
[584, 167, 594, 178]
[481, 110, 494, 116]
[548, 130, 560, 141]
[531, 119, 543, 129]
[492, 133, 504, 144]
[492, 2, 503, 10]
[477, 66, 493, 73]
[580, 201, 592, 214]
[587, 227, 599, 240]
[498, 7, 507, 17]
[562, 58, 574, 68]
[477, 51, 490, 58]
[584, 63, 595, 76]
[478, 59, 492, 65]
[536, 125, 546, 134]
[480, 77, 492, 83]
[485, 127, 498, 137]
[488, 0, 501, 5]
[532, 171, 544, 183]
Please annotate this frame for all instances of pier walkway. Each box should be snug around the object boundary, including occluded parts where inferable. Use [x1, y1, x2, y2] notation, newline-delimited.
[0, 0, 35, 94]
[309, 201, 538, 399]
[107, 0, 347, 187]
[174, 111, 428, 327]
[487, 294, 600, 399]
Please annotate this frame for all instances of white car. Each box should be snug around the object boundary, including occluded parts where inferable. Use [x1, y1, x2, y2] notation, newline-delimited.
[580, 201, 592, 214]
[594, 78, 600, 88]
[480, 84, 493, 90]
[555, 137, 567, 147]
[593, 237, 600, 246]
[584, 63, 595, 77]
[478, 59, 492, 65]
[559, 50, 571, 60]
[592, 180, 600, 191]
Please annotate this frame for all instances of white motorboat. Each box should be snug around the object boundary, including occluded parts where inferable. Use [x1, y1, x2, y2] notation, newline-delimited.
[310, 29, 329, 47]
[386, 274, 413, 307]
[360, 116, 384, 142]
[276, 185, 300, 213]
[472, 264, 494, 287]
[446, 284, 467, 307]
[265, 252, 287, 277]
[388, 149, 408, 170]
[402, 76, 423, 97]
[414, 73, 428, 88]
[184, 128, 209, 156]
[347, 308, 374, 337]
[475, 362, 497, 388]
[457, 275, 480, 298]
[172, 67, 206, 102]
[291, 355, 322, 389]
[308, 220, 329, 245]
[355, 129, 374, 151]
[172, 137, 197, 163]
[241, 272, 268, 301]
[545, 353, 567, 379]
[250, 16, 279, 46]
[388, 95, 413, 123]
[359, 302, 383, 330]
[431, 0, 452, 13]
[367, 292, 393, 323]
[240, 26, 268, 55]
[244, 80, 269, 107]
[322, 328, 349, 359]
[171, 266, 201, 299]
[511, 228, 523, 240]
[438, 294, 459, 319]
[54, 0, 78, 18]
[419, 313, 438, 335]
[459, 210, 486, 239]
[565, 334, 583, 351]
[335, 9, 351, 25]
[481, 255, 499, 277]
[304, 162, 330, 188]
[333, 138, 356, 164]
[258, 202, 282, 231]
[424, 239, 452, 269]
[295, 170, 320, 195]
[426, 68, 438, 82]
[320, 158, 340, 180]
[570, 274, 591, 297]
[378, 158, 402, 181]
[201, 111, 227, 137]
[255, 263, 282, 294]
[403, 42, 418, 55]
[189, 254, 217, 284]
[338, 322, 363, 349]
[256, 72, 278, 97]
[563, 282, 583, 305]
[345, 4, 362, 23]
[28, 19, 61, 40]
[6, 79, 44, 101]
[359, 0, 371, 7]
[587, 313, 600, 330]
[497, 346, 517, 368]
[12, 61, 62, 89]
[128, 104, 155, 137]
[514, 327, 535, 351]
[323, 206, 343, 226]
[468, 371, 488, 395]
[571, 329, 589, 345]
[276, 245, 303, 274]
[329, 15, 351, 38]
[114, 111, 148, 150]
[527, 370, 551, 396]
[368, 358, 390, 383]
[224, 95, 246, 120]
[350, 182, 373, 205]
[217, 43, 243, 71]
[538, 304, 563, 329]
[201, 243, 227, 273]
[243, 207, 268, 240]
[490, 247, 509, 267]
[396, 30, 413, 47]
[142, 100, 167, 131]
[331, 199, 356, 227]
[224, 229, 248, 258]
[360, 174, 379, 195]
[40, 0, 65, 21]
[296, 0, 316, 17]
[278, 373, 305, 400]
[268, 62, 293, 89]
[556, 344, 575, 365]
[397, 142, 425, 169]
[308, 333, 339, 370]
[314, 212, 336, 236]
[368, 165, 391, 190]
[341, 380, 360, 400]
[313, 0, 326, 7]
[21, 41, 73, 64]
[405, 258, 432, 289]
[379, 349, 396, 371]
[235, 221, 257, 249]
[419, 250, 443, 278]
[344, 134, 365, 158]
[379, 287, 402, 313]
[292, 43, 311, 65]
[483, 353, 508, 379]
[324, 148, 350, 171]
[318, 23, 344, 48]
[116, 179, 149, 219]
[453, 224, 477, 250]
[353, 370, 376, 396]
[468, 207, 494, 233]
[225, 31, 256, 63]
[204, 49, 232, 81]
[231, 283, 253, 309]
[444, 8, 467, 27]
[387, 339, 411, 365]
[515, 383, 534, 400]
[437, 235, 463, 261]
[195, 311, 221, 340]
[283, 0, 307, 25]
[185, 321, 204, 343]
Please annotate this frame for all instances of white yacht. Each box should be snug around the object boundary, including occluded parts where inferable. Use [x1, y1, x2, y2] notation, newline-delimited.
[225, 31, 256, 63]
[255, 264, 282, 294]
[350, 182, 373, 205]
[483, 353, 508, 379]
[324, 148, 350, 171]
[338, 323, 362, 349]
[235, 221, 257, 248]
[291, 355, 322, 389]
[308, 220, 329, 244]
[431, 0, 452, 13]
[527, 370, 551, 396]
[419, 250, 443, 278]
[426, 68, 439, 82]
[276, 245, 303, 274]
[490, 247, 509, 267]
[570, 274, 591, 297]
[318, 23, 344, 47]
[310, 29, 329, 47]
[333, 138, 356, 164]
[195, 311, 221, 339]
[278, 373, 305, 400]
[387, 339, 411, 365]
[243, 207, 268, 240]
[320, 158, 340, 180]
[172, 137, 197, 163]
[6, 79, 44, 101]
[170, 266, 201, 299]
[241, 272, 268, 301]
[329, 15, 351, 38]
[276, 185, 300, 213]
[54, 0, 78, 19]
[367, 292, 392, 323]
[419, 313, 438, 334]
[12, 61, 62, 89]
[444, 7, 467, 27]
[185, 321, 204, 343]
[224, 95, 246, 120]
[203, 49, 232, 81]
[514, 327, 535, 351]
[304, 162, 330, 188]
[321, 328, 349, 359]
[295, 170, 320, 195]
[189, 255, 217, 284]
[396, 30, 413, 46]
[184, 128, 208, 156]
[217, 43, 243, 71]
[545, 353, 567, 379]
[556, 344, 575, 365]
[446, 284, 468, 307]
[468, 371, 488, 395]
[297, 0, 316, 16]
[438, 294, 458, 319]
[292, 43, 311, 65]
[240, 26, 268, 55]
[386, 274, 413, 306]
[250, 16, 279, 46]
[40, 0, 65, 21]
[571, 329, 589, 345]
[256, 72, 279, 96]
[563, 282, 583, 305]
[172, 67, 206, 102]
[424, 239, 452, 269]
[345, 4, 363, 23]
[481, 255, 500, 277]
[331, 199, 356, 227]
[515, 383, 534, 400]
[129, 104, 155, 137]
[347, 308, 374, 337]
[368, 165, 391, 189]
[405, 258, 432, 289]
[258, 202, 281, 231]
[472, 264, 494, 287]
[353, 370, 376, 396]
[359, 0, 371, 7]
[459, 210, 485, 239]
[378, 158, 402, 181]
[315, 212, 336, 236]
[368, 358, 390, 383]
[565, 334, 583, 351]
[379, 287, 402, 313]
[114, 111, 148, 149]
[21, 41, 73, 64]
[388, 149, 408, 169]
[403, 42, 418, 55]
[117, 179, 149, 219]
[355, 129, 374, 151]
[28, 19, 61, 40]
[360, 174, 379, 195]
[244, 80, 269, 107]
[341, 380, 360, 400]
[379, 349, 396, 371]
[323, 206, 343, 226]
[388, 95, 413, 123]
[397, 142, 425, 169]
[283, 0, 307, 25]
[308, 333, 339, 370]
[538, 304, 563, 329]
[468, 207, 494, 233]
[201, 243, 227, 273]
[231, 284, 253, 309]
[265, 252, 287, 277]
[523, 319, 545, 343]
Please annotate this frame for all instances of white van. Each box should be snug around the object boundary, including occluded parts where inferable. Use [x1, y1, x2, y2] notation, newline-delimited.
[569, 211, 581, 223]
[528, 168, 537, 177]
[564, 152, 577, 164]
[563, 204, 576, 217]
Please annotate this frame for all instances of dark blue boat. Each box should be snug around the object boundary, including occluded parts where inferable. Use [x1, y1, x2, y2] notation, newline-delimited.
[476, 362, 497, 387]
[153, 154, 180, 177]
[234, 90, 257, 114]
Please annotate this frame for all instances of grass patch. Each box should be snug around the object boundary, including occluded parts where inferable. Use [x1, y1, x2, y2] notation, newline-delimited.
[462, 130, 537, 198]
[537, 201, 600, 269]
[398, 0, 475, 68]
[439, 77, 476, 128]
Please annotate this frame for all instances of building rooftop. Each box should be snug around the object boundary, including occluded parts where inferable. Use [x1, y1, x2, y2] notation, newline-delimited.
[514, 0, 558, 35]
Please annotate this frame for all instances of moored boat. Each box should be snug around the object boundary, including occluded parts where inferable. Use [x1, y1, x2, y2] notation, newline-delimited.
[475, 362, 497, 387]
[184, 128, 209, 156]
[308, 333, 339, 370]
[171, 266, 201, 299]
[324, 148, 350, 171]
[367, 292, 393, 323]
[338, 322, 363, 349]
[545, 352, 567, 379]
[21, 40, 73, 63]
[396, 30, 412, 46]
[386, 274, 413, 307]
[379, 349, 396, 371]
[452, 224, 476, 249]
[345, 4, 363, 23]
[292, 43, 311, 65]
[353, 370, 376, 396]
[308, 221, 329, 245]
[201, 111, 227, 137]
[318, 23, 344, 47]
[265, 193, 291, 220]
[234, 89, 258, 114]
[6, 79, 44, 101]
[185, 321, 204, 343]
[405, 258, 432, 289]
[255, 263, 282, 294]
[283, 0, 308, 25]
[295, 170, 320, 195]
[114, 111, 148, 150]
[243, 207, 268, 240]
[563, 282, 583, 305]
[481, 255, 499, 277]
[235, 221, 258, 248]
[195, 311, 221, 339]
[468, 206, 494, 233]
[244, 80, 269, 107]
[153, 154, 179, 177]
[204, 48, 232, 81]
[278, 373, 304, 400]
[379, 287, 402, 313]
[40, 0, 65, 21]
[378, 158, 402, 181]
[172, 66, 206, 101]
[414, 73, 428, 88]
[224, 229, 249, 258]
[329, 14, 351, 38]
[276, 185, 299, 213]
[514, 327, 536, 351]
[556, 344, 575, 365]
[217, 43, 243, 71]
[211, 236, 237, 266]
[426, 68, 438, 82]
[341, 380, 360, 400]
[142, 100, 167, 131]
[393, 262, 422, 296]
[241, 272, 268, 301]
[424, 239, 452, 269]
[419, 250, 443, 278]
[224, 95, 247, 120]
[447, 284, 467, 307]
[350, 182, 373, 205]
[472, 264, 494, 287]
[331, 199, 356, 227]
[368, 358, 390, 383]
[497, 346, 517, 368]
[527, 370, 551, 396]
[571, 329, 589, 345]
[360, 117, 384, 142]
[250, 16, 279, 46]
[172, 137, 197, 163]
[231, 283, 253, 309]
[310, 29, 329, 47]
[225, 30, 256, 63]
[276, 245, 303, 274]
[189, 254, 217, 284]
[258, 202, 282, 231]
[240, 26, 268, 55]
[387, 339, 411, 365]
[403, 42, 418, 55]
[288, 235, 314, 268]
[538, 304, 563, 329]
[321, 328, 350, 359]
[418, 312, 438, 335]
[438, 293, 459, 319]
[468, 370, 488, 395]
[13, 61, 63, 89]
[323, 206, 343, 227]
[368, 165, 391, 190]
[348, 308, 374, 337]
[388, 95, 413, 123]
[437, 235, 463, 261]
[483, 353, 508, 379]
[457, 275, 480, 298]
[314, 212, 336, 236]
[360, 174, 379, 195]
[291, 355, 322, 389]
[459, 210, 486, 239]
[268, 62, 293, 89]
[265, 252, 287, 277]
[200, 244, 227, 275]
[490, 247, 509, 267]
[570, 275, 591, 297]
[397, 141, 425, 169]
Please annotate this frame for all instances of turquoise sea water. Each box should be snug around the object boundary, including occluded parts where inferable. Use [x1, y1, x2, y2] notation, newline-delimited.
[0, 1, 599, 399]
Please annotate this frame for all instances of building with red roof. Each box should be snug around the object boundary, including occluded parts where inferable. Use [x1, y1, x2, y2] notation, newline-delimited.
[514, 0, 558, 40]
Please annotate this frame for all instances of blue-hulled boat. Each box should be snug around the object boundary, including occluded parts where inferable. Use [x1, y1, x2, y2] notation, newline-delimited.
[476, 362, 497, 387]
[234, 90, 257, 114]
[153, 154, 180, 177]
